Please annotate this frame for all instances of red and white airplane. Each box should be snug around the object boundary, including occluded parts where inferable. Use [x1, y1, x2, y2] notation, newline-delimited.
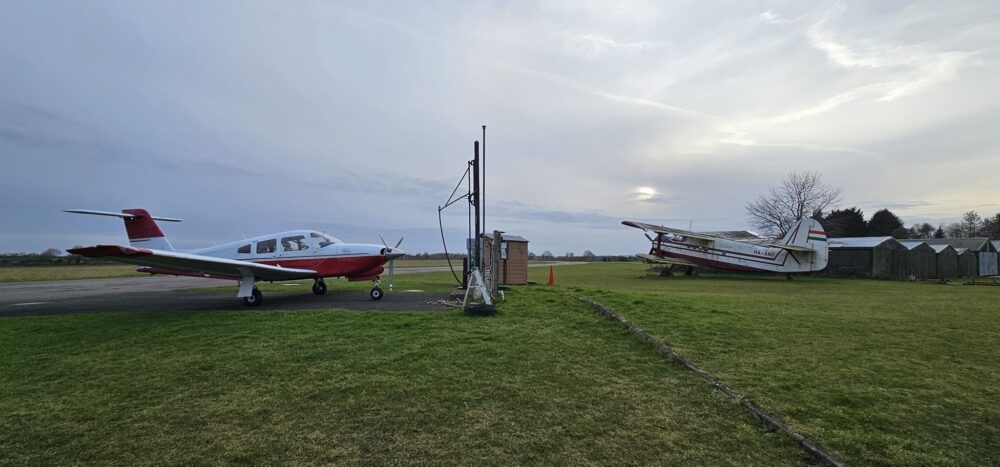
[65, 209, 406, 306]
[623, 217, 829, 274]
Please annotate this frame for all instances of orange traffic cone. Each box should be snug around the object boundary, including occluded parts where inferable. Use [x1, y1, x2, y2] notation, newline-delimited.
[548, 266, 555, 286]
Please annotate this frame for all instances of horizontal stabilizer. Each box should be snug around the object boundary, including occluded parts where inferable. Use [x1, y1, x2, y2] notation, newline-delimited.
[64, 209, 183, 222]
[765, 243, 815, 253]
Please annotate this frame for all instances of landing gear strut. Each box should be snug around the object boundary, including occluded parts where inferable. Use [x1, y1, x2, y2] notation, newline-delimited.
[370, 278, 384, 301]
[312, 278, 327, 295]
[243, 287, 263, 307]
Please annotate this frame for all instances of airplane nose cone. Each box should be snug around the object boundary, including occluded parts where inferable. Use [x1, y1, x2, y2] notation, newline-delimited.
[385, 248, 406, 260]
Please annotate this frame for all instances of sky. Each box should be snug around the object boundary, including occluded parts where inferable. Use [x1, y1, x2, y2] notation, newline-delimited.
[1, 0, 999, 255]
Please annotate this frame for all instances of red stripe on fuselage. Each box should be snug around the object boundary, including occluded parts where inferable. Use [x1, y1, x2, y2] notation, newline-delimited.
[139, 254, 387, 281]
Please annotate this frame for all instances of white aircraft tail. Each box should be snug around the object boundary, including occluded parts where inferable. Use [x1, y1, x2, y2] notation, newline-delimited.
[780, 218, 828, 271]
[64, 209, 180, 251]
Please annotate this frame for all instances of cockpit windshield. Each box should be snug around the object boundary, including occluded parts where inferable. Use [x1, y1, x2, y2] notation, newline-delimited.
[310, 232, 340, 247]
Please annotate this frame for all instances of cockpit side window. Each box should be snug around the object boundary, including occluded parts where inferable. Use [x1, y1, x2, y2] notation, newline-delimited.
[256, 239, 277, 254]
[310, 232, 339, 248]
[281, 235, 310, 252]
[237, 244, 251, 254]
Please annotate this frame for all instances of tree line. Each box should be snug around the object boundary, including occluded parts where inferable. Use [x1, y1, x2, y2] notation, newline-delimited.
[747, 171, 1000, 240]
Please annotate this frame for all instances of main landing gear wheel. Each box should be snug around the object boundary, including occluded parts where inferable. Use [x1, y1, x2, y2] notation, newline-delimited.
[369, 286, 384, 301]
[312, 279, 327, 295]
[244, 287, 263, 307]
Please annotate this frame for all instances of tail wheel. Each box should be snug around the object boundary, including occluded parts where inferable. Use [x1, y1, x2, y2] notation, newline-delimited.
[312, 280, 327, 295]
[244, 288, 263, 307]
[369, 286, 384, 301]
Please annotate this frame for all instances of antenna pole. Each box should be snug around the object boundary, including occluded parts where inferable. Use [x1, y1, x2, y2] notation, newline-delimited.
[472, 141, 481, 270]
[482, 125, 486, 237]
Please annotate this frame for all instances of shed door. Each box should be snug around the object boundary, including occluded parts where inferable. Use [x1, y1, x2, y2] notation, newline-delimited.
[979, 252, 999, 276]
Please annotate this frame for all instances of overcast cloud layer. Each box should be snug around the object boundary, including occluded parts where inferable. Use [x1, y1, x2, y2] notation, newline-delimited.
[2, 1, 999, 255]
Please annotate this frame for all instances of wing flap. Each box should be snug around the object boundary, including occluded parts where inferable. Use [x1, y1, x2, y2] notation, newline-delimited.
[765, 243, 815, 253]
[67, 245, 316, 281]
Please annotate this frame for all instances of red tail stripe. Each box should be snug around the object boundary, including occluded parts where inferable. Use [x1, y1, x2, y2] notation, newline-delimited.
[122, 209, 165, 239]
[808, 230, 826, 235]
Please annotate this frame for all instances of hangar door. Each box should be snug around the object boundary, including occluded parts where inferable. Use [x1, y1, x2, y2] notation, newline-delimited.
[979, 252, 999, 276]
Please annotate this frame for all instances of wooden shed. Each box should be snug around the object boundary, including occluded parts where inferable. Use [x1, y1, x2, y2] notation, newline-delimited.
[924, 238, 998, 276]
[930, 244, 959, 280]
[826, 237, 909, 279]
[955, 248, 978, 277]
[483, 233, 529, 285]
[899, 241, 937, 280]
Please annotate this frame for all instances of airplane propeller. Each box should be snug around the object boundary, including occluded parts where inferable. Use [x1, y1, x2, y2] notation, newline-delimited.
[378, 235, 406, 291]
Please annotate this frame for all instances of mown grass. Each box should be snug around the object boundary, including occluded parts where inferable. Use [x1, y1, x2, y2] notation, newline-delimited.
[0, 264, 139, 282]
[540, 263, 1000, 466]
[0, 260, 460, 283]
[0, 274, 810, 465]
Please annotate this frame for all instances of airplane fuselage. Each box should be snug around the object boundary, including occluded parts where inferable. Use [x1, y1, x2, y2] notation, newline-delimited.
[140, 230, 394, 281]
[651, 235, 826, 273]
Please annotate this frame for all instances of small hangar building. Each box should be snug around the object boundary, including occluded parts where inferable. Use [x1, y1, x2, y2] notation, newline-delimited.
[924, 238, 999, 277]
[929, 244, 959, 279]
[898, 241, 938, 280]
[827, 237, 909, 279]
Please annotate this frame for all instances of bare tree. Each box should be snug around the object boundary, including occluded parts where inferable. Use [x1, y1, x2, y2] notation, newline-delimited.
[746, 171, 842, 238]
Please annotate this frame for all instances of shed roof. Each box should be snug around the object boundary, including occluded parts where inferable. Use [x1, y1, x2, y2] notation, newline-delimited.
[482, 233, 529, 243]
[898, 240, 928, 250]
[993, 240, 1000, 252]
[929, 244, 956, 254]
[922, 238, 995, 252]
[828, 237, 899, 248]
[954, 247, 972, 255]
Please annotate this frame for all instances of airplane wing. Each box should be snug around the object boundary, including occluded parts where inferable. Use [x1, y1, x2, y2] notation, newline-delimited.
[67, 245, 316, 281]
[621, 221, 718, 243]
[635, 253, 697, 266]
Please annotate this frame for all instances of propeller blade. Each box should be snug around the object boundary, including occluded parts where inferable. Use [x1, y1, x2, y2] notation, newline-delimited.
[394, 236, 405, 248]
[378, 234, 389, 249]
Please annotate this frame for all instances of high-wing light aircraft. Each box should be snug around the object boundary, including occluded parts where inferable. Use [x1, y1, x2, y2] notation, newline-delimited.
[622, 217, 828, 274]
[65, 209, 405, 306]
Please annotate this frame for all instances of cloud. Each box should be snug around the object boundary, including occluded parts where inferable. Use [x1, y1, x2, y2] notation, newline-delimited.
[559, 32, 672, 57]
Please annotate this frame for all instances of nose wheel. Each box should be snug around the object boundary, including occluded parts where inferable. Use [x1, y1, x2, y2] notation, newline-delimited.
[312, 279, 327, 295]
[369, 278, 384, 300]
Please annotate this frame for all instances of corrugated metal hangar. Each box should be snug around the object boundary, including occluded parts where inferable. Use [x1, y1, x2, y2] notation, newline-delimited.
[825, 237, 998, 280]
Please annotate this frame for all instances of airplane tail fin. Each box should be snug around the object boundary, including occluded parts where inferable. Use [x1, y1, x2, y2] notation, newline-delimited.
[64, 209, 181, 251]
[780, 218, 828, 270]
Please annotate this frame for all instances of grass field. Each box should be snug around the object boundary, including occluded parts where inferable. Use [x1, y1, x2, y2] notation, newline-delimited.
[538, 263, 1000, 465]
[2, 263, 997, 465]
[0, 264, 139, 282]
[0, 271, 809, 465]
[0, 260, 462, 283]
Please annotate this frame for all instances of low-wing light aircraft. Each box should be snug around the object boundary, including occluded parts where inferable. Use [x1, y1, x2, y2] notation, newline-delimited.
[65, 209, 405, 306]
[622, 217, 828, 274]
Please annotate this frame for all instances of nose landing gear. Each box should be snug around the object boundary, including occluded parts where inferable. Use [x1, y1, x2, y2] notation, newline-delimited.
[370, 278, 384, 300]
